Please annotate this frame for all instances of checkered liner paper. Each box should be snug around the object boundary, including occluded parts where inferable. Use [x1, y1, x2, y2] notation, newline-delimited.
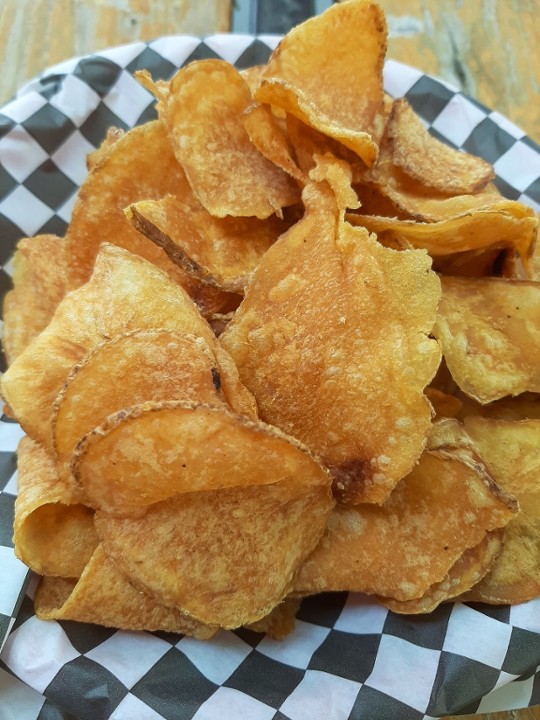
[0, 33, 540, 720]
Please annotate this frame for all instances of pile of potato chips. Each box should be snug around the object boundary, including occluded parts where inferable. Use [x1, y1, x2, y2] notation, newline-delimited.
[2, 0, 539, 638]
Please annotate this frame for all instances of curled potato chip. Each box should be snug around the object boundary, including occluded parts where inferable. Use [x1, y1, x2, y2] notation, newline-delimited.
[95, 478, 332, 628]
[155, 59, 299, 219]
[434, 276, 540, 403]
[74, 400, 331, 517]
[222, 172, 441, 505]
[255, 0, 386, 166]
[3, 235, 67, 365]
[35, 545, 218, 638]
[14, 437, 97, 578]
[64, 120, 232, 316]
[293, 421, 517, 602]
[1, 245, 256, 451]
[386, 99, 495, 194]
[127, 193, 285, 293]
[381, 529, 504, 614]
[53, 329, 224, 485]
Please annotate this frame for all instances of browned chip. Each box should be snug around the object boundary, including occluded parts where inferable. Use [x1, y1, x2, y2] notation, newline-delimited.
[64, 120, 232, 316]
[86, 127, 125, 171]
[14, 437, 97, 578]
[293, 421, 517, 601]
[127, 193, 286, 294]
[222, 170, 441, 505]
[255, 0, 386, 166]
[386, 98, 495, 194]
[153, 59, 299, 219]
[35, 545, 218, 638]
[434, 276, 540, 403]
[53, 329, 225, 486]
[3, 235, 67, 365]
[245, 597, 301, 639]
[1, 245, 256, 451]
[240, 65, 266, 95]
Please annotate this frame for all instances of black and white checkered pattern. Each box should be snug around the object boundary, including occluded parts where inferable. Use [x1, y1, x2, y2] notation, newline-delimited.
[0, 27, 539, 720]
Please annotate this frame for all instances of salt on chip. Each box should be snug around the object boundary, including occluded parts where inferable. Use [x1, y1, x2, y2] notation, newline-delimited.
[153, 59, 299, 219]
[35, 545, 218, 638]
[3, 235, 67, 365]
[14, 437, 98, 578]
[74, 400, 331, 518]
[255, 0, 386, 166]
[293, 421, 517, 601]
[386, 98, 495, 194]
[64, 120, 232, 316]
[434, 276, 540, 403]
[221, 168, 441, 505]
[127, 193, 286, 294]
[53, 329, 225, 486]
[1, 244, 257, 452]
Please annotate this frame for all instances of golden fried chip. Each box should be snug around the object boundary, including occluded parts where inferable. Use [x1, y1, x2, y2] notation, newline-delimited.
[240, 65, 266, 95]
[35, 545, 218, 638]
[434, 276, 540, 403]
[14, 437, 97, 577]
[64, 120, 232, 316]
[425, 387, 463, 419]
[460, 393, 540, 421]
[386, 99, 495, 194]
[74, 400, 331, 517]
[53, 329, 225, 485]
[127, 193, 286, 293]
[154, 59, 299, 219]
[246, 597, 301, 639]
[255, 0, 386, 166]
[86, 127, 125, 171]
[222, 174, 441, 505]
[1, 245, 256, 451]
[95, 476, 332, 628]
[381, 530, 503, 614]
[3, 235, 66, 365]
[347, 207, 537, 266]
[293, 422, 517, 601]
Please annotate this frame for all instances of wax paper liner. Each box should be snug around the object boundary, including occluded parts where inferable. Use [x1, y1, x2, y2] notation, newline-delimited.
[0, 33, 539, 720]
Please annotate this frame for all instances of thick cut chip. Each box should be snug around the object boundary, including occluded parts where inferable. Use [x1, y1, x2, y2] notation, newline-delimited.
[3, 235, 67, 365]
[434, 276, 540, 403]
[14, 437, 97, 577]
[347, 208, 537, 266]
[53, 329, 224, 485]
[64, 120, 232, 316]
[74, 400, 331, 517]
[1, 245, 256, 452]
[293, 422, 517, 601]
[35, 545, 218, 638]
[255, 0, 386, 166]
[380, 530, 504, 614]
[95, 478, 333, 628]
[459, 417, 540, 604]
[386, 99, 495, 194]
[221, 176, 441, 504]
[127, 194, 286, 293]
[154, 59, 299, 219]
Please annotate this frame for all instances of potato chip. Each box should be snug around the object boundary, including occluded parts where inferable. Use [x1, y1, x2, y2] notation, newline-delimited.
[293, 422, 517, 601]
[35, 545, 218, 638]
[255, 0, 386, 166]
[434, 276, 540, 403]
[74, 400, 331, 517]
[381, 529, 504, 614]
[3, 235, 66, 365]
[459, 393, 540, 421]
[432, 247, 508, 278]
[1, 245, 256, 451]
[127, 193, 286, 293]
[386, 98, 495, 194]
[239, 65, 266, 95]
[53, 329, 224, 486]
[245, 597, 301, 639]
[153, 59, 299, 219]
[14, 437, 97, 578]
[347, 207, 537, 266]
[64, 120, 232, 316]
[221, 172, 441, 504]
[95, 477, 332, 628]
[86, 127, 124, 171]
[425, 387, 463, 419]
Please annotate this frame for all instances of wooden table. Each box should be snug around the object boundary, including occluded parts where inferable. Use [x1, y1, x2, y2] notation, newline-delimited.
[0, 2, 538, 719]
